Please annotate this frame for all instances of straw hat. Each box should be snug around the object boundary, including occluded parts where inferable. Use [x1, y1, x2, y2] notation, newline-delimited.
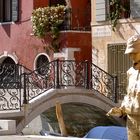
[125, 34, 140, 54]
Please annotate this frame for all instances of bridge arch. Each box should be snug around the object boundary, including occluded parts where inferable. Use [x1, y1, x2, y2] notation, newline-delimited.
[16, 88, 120, 134]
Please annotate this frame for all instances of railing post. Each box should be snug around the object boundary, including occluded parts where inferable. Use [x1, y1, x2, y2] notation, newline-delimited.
[19, 66, 22, 110]
[85, 60, 89, 89]
[55, 59, 60, 89]
[113, 75, 118, 103]
[23, 73, 28, 104]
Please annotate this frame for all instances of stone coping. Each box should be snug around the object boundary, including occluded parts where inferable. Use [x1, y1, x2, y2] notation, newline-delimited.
[0, 135, 111, 140]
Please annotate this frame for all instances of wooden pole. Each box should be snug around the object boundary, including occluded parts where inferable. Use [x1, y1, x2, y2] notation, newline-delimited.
[56, 102, 68, 136]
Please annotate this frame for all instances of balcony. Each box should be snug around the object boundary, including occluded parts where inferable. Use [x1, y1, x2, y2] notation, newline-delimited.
[31, 6, 91, 38]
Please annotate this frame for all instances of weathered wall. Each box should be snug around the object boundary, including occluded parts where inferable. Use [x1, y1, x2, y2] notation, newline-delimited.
[70, 0, 91, 28]
[60, 32, 92, 62]
[33, 0, 49, 9]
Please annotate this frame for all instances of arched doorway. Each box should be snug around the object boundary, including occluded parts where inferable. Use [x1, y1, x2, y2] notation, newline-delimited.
[0, 57, 19, 88]
[2, 57, 16, 64]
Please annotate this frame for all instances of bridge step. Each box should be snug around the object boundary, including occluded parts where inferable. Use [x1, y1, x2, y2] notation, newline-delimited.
[0, 120, 16, 135]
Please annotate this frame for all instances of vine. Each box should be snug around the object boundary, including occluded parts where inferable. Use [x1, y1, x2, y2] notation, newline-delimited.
[109, 0, 130, 31]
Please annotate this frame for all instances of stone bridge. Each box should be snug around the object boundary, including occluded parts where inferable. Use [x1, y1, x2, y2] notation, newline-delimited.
[0, 60, 121, 134]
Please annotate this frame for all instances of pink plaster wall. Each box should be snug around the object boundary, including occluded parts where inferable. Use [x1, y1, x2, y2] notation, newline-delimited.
[0, 0, 49, 69]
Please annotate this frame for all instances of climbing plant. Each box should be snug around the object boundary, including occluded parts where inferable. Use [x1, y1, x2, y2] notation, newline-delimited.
[31, 5, 66, 52]
[109, 0, 130, 31]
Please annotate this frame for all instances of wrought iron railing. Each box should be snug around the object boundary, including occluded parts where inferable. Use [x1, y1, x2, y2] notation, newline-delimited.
[0, 64, 30, 111]
[24, 60, 56, 102]
[0, 60, 118, 111]
[24, 60, 117, 103]
[90, 63, 118, 102]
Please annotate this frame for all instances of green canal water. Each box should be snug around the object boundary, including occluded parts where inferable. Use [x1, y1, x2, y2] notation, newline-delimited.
[41, 103, 122, 137]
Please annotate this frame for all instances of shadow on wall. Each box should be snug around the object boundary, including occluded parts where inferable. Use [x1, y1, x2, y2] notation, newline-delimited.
[2, 24, 11, 37]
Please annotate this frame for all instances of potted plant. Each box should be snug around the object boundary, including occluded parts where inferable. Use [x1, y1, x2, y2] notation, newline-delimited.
[31, 5, 67, 52]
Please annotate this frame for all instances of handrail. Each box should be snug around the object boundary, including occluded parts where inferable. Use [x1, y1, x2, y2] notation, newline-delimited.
[90, 63, 117, 102]
[25, 60, 118, 103]
[0, 63, 31, 111]
[0, 60, 118, 111]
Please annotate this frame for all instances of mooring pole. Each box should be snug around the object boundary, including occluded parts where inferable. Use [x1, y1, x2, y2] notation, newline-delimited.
[56, 102, 67, 136]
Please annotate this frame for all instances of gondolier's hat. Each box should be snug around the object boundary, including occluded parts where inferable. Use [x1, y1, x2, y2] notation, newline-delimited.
[125, 34, 140, 54]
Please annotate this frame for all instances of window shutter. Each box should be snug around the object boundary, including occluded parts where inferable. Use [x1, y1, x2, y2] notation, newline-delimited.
[12, 0, 19, 22]
[96, 0, 106, 21]
[0, 0, 3, 22]
[130, 0, 140, 18]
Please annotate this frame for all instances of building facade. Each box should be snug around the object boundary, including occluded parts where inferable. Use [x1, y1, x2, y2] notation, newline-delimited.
[0, 0, 91, 135]
[91, 0, 140, 99]
[0, 0, 91, 72]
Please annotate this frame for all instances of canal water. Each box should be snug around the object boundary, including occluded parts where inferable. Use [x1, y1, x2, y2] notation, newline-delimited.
[41, 103, 122, 137]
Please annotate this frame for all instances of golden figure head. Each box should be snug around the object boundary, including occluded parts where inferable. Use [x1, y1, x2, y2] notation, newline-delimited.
[126, 35, 140, 70]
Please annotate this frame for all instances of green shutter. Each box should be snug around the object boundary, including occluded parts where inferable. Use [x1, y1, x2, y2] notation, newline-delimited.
[96, 0, 106, 21]
[12, 0, 19, 22]
[130, 0, 140, 18]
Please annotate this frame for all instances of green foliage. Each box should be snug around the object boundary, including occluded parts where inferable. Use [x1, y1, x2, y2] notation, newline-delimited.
[31, 5, 66, 38]
[31, 5, 66, 52]
[108, 0, 129, 31]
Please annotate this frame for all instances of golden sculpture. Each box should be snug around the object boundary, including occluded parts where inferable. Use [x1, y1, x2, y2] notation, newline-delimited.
[107, 34, 140, 140]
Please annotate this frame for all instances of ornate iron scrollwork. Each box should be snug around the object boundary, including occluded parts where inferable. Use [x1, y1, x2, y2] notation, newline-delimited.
[0, 60, 117, 111]
[0, 64, 22, 110]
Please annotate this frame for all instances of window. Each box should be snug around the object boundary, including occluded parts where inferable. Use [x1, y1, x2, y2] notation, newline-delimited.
[36, 54, 50, 76]
[108, 44, 132, 100]
[0, 0, 19, 22]
[0, 57, 19, 88]
[96, 0, 132, 22]
[109, 0, 130, 19]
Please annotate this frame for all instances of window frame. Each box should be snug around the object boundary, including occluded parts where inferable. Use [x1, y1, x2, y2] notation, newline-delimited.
[96, 0, 130, 22]
[34, 53, 50, 76]
[108, 0, 130, 20]
[0, 0, 19, 23]
[0, 0, 12, 22]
